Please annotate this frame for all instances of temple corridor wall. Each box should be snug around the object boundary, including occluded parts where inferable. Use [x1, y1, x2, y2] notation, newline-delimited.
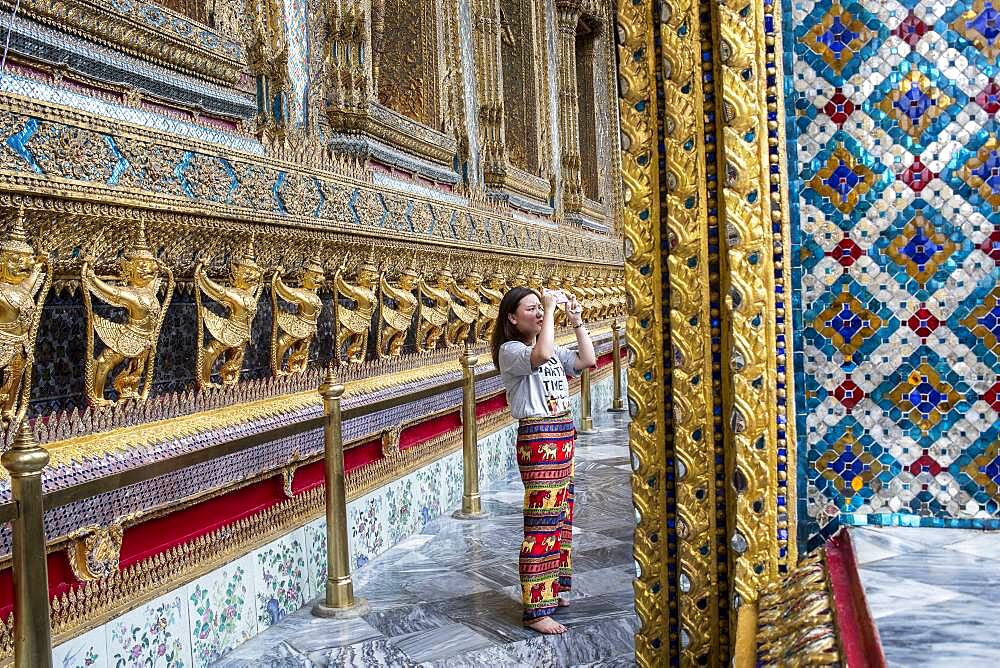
[785, 0, 1000, 536]
[0, 0, 626, 658]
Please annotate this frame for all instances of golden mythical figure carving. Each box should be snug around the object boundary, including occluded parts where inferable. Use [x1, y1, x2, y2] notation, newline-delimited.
[0, 208, 51, 424]
[194, 244, 265, 389]
[377, 254, 420, 359]
[511, 268, 528, 288]
[416, 262, 456, 352]
[476, 263, 505, 342]
[82, 224, 173, 409]
[544, 272, 567, 326]
[333, 248, 379, 364]
[579, 272, 598, 321]
[271, 257, 326, 376]
[446, 269, 482, 346]
[527, 267, 544, 291]
[597, 273, 614, 319]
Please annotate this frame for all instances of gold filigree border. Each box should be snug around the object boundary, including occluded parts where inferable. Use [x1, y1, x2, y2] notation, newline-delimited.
[714, 0, 783, 616]
[615, 0, 668, 664]
[661, 0, 722, 660]
[0, 95, 622, 265]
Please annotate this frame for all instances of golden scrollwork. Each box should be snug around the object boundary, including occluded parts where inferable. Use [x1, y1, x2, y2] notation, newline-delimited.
[376, 254, 421, 359]
[657, 0, 721, 658]
[0, 206, 51, 426]
[754, 552, 840, 665]
[65, 521, 125, 582]
[415, 261, 457, 352]
[82, 223, 174, 410]
[195, 242, 265, 390]
[334, 248, 379, 364]
[616, 0, 667, 662]
[271, 257, 326, 377]
[715, 0, 783, 622]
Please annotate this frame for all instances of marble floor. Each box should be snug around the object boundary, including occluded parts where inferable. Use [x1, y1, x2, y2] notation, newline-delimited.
[853, 525, 1000, 667]
[215, 410, 637, 667]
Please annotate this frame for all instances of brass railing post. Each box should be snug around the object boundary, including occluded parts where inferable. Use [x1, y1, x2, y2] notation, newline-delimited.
[453, 344, 488, 520]
[608, 319, 626, 413]
[579, 366, 597, 434]
[312, 368, 369, 618]
[2, 422, 52, 668]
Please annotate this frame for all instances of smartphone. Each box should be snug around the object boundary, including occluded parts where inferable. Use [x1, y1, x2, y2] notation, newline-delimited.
[547, 289, 569, 305]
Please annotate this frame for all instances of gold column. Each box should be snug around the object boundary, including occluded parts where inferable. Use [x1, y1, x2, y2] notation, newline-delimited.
[2, 423, 53, 668]
[453, 344, 488, 519]
[578, 366, 596, 434]
[608, 319, 626, 412]
[312, 369, 370, 618]
[555, 0, 583, 215]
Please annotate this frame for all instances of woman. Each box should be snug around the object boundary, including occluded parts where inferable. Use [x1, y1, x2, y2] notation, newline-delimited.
[492, 286, 596, 634]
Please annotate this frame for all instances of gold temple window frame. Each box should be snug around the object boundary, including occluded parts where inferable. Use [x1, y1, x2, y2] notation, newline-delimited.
[0, 0, 247, 86]
[480, 0, 556, 208]
[554, 0, 617, 230]
[574, 14, 600, 203]
[324, 0, 460, 169]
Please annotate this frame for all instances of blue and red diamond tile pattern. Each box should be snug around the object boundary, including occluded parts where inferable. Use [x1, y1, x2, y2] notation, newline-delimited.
[783, 0, 1000, 531]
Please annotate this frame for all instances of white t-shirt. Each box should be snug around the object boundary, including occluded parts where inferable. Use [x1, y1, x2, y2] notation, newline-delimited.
[498, 340, 579, 419]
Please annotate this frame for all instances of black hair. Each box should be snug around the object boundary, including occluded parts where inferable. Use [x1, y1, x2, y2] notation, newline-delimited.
[490, 287, 539, 368]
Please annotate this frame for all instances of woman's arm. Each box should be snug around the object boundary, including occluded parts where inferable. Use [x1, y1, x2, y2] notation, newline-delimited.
[529, 291, 557, 368]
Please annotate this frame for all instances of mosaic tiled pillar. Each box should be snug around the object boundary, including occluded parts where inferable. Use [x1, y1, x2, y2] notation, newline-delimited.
[783, 0, 1000, 536]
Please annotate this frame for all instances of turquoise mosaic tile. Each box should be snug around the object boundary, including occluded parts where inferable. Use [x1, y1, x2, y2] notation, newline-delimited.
[782, 0, 1000, 539]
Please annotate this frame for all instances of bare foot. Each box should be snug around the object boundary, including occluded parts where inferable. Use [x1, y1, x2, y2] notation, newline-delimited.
[558, 597, 570, 607]
[526, 616, 567, 634]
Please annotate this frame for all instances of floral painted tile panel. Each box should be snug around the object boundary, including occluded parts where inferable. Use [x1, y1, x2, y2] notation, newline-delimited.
[187, 553, 256, 668]
[106, 590, 192, 668]
[53, 624, 108, 668]
[349, 488, 388, 571]
[304, 516, 328, 597]
[252, 528, 307, 631]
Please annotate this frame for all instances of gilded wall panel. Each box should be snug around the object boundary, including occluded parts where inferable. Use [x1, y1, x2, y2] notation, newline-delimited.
[499, 0, 539, 175]
[375, 0, 439, 128]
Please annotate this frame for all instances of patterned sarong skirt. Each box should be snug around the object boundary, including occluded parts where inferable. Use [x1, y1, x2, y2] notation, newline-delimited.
[516, 413, 576, 623]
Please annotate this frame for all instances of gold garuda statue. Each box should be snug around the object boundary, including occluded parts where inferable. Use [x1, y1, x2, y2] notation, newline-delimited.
[334, 247, 378, 364]
[544, 272, 566, 326]
[271, 256, 326, 376]
[377, 254, 420, 359]
[0, 207, 51, 424]
[527, 267, 544, 291]
[446, 268, 482, 347]
[82, 223, 174, 409]
[579, 272, 598, 321]
[416, 261, 457, 352]
[194, 242, 265, 389]
[476, 262, 505, 342]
